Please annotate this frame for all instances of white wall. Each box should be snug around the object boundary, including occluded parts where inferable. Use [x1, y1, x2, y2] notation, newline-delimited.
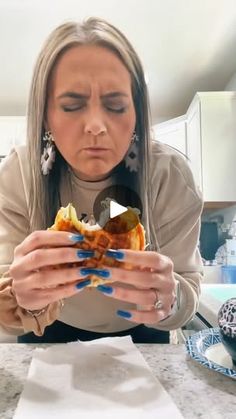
[225, 72, 236, 90]
[0, 116, 26, 156]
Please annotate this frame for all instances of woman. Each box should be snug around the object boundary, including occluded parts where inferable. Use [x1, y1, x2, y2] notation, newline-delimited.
[0, 18, 203, 343]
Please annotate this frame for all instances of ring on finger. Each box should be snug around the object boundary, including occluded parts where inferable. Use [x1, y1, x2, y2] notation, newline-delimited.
[153, 289, 163, 310]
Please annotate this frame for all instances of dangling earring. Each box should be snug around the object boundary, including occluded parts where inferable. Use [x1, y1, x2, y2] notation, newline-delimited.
[41, 131, 56, 175]
[124, 132, 139, 172]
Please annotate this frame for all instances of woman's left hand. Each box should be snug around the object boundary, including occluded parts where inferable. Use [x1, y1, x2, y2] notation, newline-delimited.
[96, 249, 177, 324]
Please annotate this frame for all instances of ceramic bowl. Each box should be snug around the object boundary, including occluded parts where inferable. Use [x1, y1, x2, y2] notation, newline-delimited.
[218, 298, 236, 367]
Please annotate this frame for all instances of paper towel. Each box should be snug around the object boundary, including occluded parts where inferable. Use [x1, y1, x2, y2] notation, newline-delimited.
[13, 336, 183, 419]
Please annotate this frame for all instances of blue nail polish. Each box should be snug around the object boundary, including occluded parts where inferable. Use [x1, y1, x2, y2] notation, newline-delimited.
[116, 310, 132, 319]
[76, 279, 91, 289]
[80, 268, 111, 279]
[77, 250, 95, 259]
[69, 234, 84, 242]
[106, 249, 125, 260]
[97, 285, 113, 295]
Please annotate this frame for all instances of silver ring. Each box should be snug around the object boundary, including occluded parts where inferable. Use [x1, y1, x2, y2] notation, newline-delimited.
[153, 289, 163, 310]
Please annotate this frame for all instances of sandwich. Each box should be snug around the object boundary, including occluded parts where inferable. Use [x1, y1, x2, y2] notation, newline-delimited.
[49, 203, 146, 286]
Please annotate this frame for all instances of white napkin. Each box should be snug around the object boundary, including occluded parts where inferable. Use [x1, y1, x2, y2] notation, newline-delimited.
[14, 336, 183, 419]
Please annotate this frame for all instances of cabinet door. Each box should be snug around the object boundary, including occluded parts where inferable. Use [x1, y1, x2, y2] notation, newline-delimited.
[201, 96, 236, 201]
[0, 116, 26, 156]
[187, 92, 236, 201]
[153, 117, 187, 155]
[186, 101, 202, 191]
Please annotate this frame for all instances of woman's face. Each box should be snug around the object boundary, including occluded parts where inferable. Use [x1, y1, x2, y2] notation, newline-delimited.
[46, 44, 136, 181]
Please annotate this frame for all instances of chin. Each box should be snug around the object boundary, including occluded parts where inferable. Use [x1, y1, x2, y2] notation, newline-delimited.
[79, 163, 113, 181]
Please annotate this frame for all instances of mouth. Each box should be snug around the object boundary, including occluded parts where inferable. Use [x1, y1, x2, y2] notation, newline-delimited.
[83, 147, 109, 154]
[84, 147, 109, 150]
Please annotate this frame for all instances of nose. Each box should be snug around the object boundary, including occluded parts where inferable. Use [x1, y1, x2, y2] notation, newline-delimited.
[84, 112, 107, 136]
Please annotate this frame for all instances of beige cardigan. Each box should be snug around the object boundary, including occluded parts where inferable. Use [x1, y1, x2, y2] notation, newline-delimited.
[0, 141, 203, 336]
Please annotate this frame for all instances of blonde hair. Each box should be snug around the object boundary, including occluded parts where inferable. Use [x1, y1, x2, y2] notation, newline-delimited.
[27, 17, 159, 251]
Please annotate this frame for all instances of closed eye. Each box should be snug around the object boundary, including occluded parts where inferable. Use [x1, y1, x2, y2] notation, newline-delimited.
[106, 106, 127, 113]
[62, 104, 85, 112]
[61, 104, 127, 113]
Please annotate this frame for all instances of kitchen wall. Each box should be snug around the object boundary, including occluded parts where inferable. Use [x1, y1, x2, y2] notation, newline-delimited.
[225, 71, 236, 90]
[0, 116, 26, 157]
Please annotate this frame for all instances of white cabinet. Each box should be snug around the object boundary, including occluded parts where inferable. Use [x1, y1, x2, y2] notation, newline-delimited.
[153, 92, 236, 202]
[186, 98, 202, 191]
[187, 92, 236, 201]
[152, 115, 187, 155]
[0, 116, 26, 156]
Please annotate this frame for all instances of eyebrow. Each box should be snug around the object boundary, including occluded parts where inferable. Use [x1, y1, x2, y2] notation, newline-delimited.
[57, 91, 129, 100]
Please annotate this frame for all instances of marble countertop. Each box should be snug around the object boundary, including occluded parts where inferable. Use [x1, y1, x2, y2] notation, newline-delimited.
[0, 343, 235, 419]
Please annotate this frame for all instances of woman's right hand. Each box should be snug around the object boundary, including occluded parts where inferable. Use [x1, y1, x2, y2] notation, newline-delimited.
[9, 230, 93, 311]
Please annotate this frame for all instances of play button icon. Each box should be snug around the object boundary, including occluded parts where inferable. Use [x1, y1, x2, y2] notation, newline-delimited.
[110, 201, 128, 219]
[93, 185, 143, 234]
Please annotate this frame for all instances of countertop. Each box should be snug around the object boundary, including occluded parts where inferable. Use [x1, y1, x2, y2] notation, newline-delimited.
[0, 343, 235, 419]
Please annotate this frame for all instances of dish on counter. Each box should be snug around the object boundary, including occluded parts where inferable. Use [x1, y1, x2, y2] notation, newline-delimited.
[186, 328, 236, 380]
[218, 297, 236, 367]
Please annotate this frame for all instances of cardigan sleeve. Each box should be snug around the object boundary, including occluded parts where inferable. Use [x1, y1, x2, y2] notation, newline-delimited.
[0, 148, 60, 336]
[146, 142, 204, 330]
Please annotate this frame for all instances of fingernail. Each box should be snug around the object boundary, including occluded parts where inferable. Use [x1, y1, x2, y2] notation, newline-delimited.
[76, 279, 91, 289]
[105, 249, 125, 260]
[80, 268, 111, 279]
[116, 310, 132, 319]
[69, 234, 84, 242]
[77, 250, 95, 259]
[97, 285, 113, 295]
